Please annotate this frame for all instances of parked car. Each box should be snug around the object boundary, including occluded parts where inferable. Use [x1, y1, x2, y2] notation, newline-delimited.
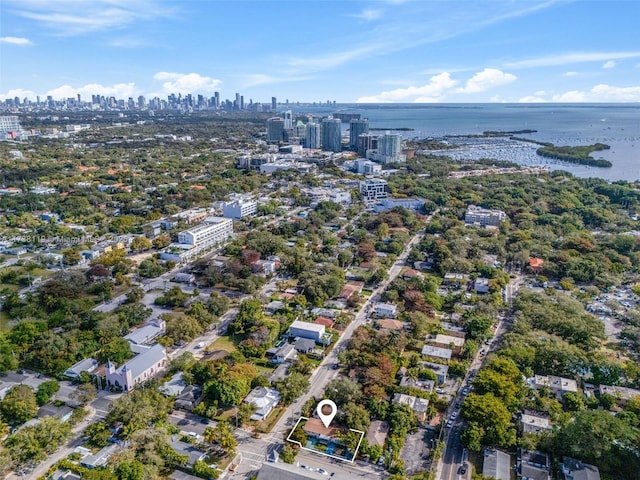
[318, 468, 329, 475]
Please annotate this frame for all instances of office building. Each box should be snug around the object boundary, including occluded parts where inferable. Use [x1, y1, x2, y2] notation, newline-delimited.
[271, 97, 277, 111]
[349, 118, 369, 150]
[266, 117, 285, 142]
[177, 217, 234, 249]
[321, 117, 342, 152]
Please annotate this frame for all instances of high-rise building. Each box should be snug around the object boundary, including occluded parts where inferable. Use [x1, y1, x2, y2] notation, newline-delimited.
[267, 117, 285, 142]
[349, 118, 369, 151]
[0, 116, 21, 133]
[357, 133, 377, 157]
[271, 97, 277, 111]
[305, 122, 321, 149]
[214, 92, 220, 109]
[378, 132, 402, 157]
[283, 110, 293, 129]
[321, 117, 342, 152]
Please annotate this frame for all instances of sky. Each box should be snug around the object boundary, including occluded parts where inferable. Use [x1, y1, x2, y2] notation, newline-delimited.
[1, 0, 639, 104]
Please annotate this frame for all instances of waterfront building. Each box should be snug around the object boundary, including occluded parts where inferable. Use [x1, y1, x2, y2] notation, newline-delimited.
[321, 117, 342, 152]
[305, 122, 321, 149]
[349, 118, 369, 150]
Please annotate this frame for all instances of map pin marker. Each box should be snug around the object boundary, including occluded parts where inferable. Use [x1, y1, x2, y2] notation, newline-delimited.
[316, 399, 337, 428]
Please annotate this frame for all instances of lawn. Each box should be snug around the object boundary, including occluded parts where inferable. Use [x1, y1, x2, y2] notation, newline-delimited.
[210, 335, 239, 353]
[255, 406, 286, 434]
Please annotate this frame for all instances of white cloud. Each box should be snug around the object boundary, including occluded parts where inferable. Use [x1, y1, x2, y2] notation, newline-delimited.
[551, 84, 640, 102]
[350, 8, 383, 21]
[1, 83, 138, 101]
[0, 88, 39, 100]
[563, 71, 578, 77]
[457, 68, 516, 93]
[603, 60, 616, 69]
[519, 96, 547, 103]
[152, 72, 222, 95]
[46, 83, 138, 100]
[505, 51, 640, 68]
[0, 36, 33, 46]
[357, 72, 458, 103]
[7, 0, 173, 35]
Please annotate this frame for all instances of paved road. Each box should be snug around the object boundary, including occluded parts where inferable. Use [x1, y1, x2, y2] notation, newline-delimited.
[436, 312, 510, 480]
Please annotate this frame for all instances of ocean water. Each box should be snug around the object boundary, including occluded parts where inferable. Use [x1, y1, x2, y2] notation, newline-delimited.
[288, 104, 640, 181]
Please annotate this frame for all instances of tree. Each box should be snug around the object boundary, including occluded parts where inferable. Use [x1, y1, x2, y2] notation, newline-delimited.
[340, 402, 371, 432]
[35, 380, 60, 406]
[274, 372, 310, 405]
[325, 378, 363, 407]
[130, 236, 152, 252]
[97, 337, 132, 364]
[73, 383, 97, 406]
[237, 402, 258, 426]
[280, 444, 297, 463]
[460, 393, 516, 450]
[125, 287, 145, 304]
[1, 385, 38, 425]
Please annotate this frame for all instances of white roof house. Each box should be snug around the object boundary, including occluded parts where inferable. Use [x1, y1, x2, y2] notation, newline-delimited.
[124, 320, 166, 345]
[289, 320, 325, 342]
[375, 303, 398, 318]
[244, 387, 281, 421]
[63, 358, 99, 380]
[421, 345, 453, 361]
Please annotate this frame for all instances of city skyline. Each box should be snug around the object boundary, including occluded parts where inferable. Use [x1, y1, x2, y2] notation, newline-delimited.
[1, 0, 639, 103]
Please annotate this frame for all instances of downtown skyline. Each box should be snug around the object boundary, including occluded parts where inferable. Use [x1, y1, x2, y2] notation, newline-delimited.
[1, 0, 640, 104]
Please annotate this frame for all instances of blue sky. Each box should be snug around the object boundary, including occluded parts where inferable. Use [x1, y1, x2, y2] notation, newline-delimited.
[1, 0, 639, 103]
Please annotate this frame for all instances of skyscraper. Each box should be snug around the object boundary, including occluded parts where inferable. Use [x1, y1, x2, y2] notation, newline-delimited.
[271, 97, 277, 111]
[321, 117, 342, 153]
[378, 132, 403, 157]
[305, 122, 320, 149]
[349, 118, 369, 151]
[283, 110, 293, 129]
[267, 117, 285, 142]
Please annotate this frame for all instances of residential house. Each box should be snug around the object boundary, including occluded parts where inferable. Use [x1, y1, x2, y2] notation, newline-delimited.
[392, 393, 429, 423]
[366, 420, 389, 448]
[598, 384, 640, 406]
[376, 319, 405, 331]
[265, 300, 285, 315]
[375, 302, 398, 318]
[311, 307, 339, 319]
[532, 375, 578, 399]
[159, 372, 187, 397]
[38, 404, 74, 422]
[273, 343, 296, 364]
[400, 376, 435, 394]
[529, 258, 544, 273]
[81, 444, 120, 469]
[338, 281, 365, 300]
[427, 334, 465, 354]
[483, 448, 512, 480]
[402, 268, 420, 280]
[105, 343, 167, 392]
[421, 345, 453, 362]
[562, 457, 601, 480]
[302, 417, 341, 442]
[244, 387, 281, 421]
[442, 273, 470, 289]
[422, 362, 449, 384]
[253, 259, 277, 276]
[175, 386, 202, 411]
[314, 317, 335, 329]
[294, 338, 317, 354]
[518, 450, 551, 480]
[170, 436, 207, 468]
[474, 278, 490, 294]
[520, 411, 552, 435]
[440, 322, 466, 338]
[289, 321, 325, 343]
